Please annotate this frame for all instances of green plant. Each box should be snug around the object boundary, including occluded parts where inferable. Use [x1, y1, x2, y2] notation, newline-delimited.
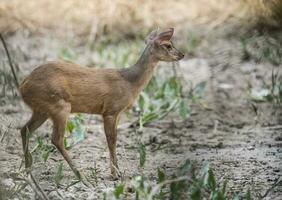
[137, 76, 190, 128]
[188, 81, 207, 102]
[138, 143, 146, 168]
[178, 31, 201, 55]
[241, 34, 282, 65]
[103, 159, 254, 200]
[89, 165, 100, 185]
[103, 184, 126, 200]
[32, 136, 55, 162]
[65, 114, 86, 149]
[250, 69, 282, 105]
[91, 39, 142, 68]
[266, 69, 282, 104]
[54, 162, 64, 187]
[58, 47, 78, 62]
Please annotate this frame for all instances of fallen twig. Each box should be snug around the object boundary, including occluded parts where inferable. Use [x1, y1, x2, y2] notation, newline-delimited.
[29, 171, 50, 200]
[264, 125, 282, 130]
[0, 123, 11, 143]
[11, 171, 49, 200]
[259, 177, 282, 199]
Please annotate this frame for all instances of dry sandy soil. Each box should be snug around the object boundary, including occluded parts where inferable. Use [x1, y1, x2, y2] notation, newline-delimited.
[0, 30, 281, 199]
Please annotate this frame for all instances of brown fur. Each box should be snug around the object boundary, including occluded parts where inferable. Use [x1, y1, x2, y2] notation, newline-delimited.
[20, 61, 134, 115]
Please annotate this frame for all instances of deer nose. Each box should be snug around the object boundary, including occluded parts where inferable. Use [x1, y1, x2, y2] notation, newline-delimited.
[179, 53, 184, 59]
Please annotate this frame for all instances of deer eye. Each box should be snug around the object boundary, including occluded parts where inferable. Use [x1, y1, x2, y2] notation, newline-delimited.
[163, 44, 172, 50]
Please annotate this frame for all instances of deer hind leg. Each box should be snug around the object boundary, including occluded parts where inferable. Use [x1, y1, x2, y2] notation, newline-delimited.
[21, 112, 48, 168]
[50, 101, 82, 179]
[103, 114, 120, 179]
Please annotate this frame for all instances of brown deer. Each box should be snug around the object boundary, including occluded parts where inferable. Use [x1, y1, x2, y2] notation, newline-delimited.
[20, 28, 184, 180]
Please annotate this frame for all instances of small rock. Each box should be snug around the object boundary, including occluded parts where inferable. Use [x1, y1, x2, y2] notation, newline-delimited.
[247, 146, 255, 150]
[214, 142, 224, 148]
[260, 161, 267, 165]
[273, 168, 280, 173]
[149, 135, 158, 144]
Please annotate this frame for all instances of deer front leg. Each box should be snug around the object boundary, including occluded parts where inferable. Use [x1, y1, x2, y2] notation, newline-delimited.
[103, 114, 120, 179]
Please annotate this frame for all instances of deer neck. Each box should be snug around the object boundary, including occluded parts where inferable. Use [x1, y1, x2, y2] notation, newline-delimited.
[119, 45, 158, 91]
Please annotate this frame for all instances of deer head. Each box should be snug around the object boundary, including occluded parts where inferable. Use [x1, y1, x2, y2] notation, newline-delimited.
[145, 28, 184, 62]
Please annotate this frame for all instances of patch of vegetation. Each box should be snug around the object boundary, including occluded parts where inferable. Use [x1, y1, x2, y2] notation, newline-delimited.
[0, 180, 29, 200]
[58, 47, 78, 62]
[138, 143, 146, 168]
[103, 159, 254, 200]
[241, 34, 282, 65]
[188, 81, 207, 102]
[32, 136, 55, 162]
[137, 76, 206, 128]
[65, 114, 86, 149]
[54, 162, 64, 187]
[137, 76, 190, 128]
[177, 30, 201, 56]
[90, 38, 142, 68]
[250, 69, 282, 105]
[30, 114, 85, 165]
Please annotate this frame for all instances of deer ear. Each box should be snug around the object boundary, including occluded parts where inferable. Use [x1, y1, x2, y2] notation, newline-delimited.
[145, 29, 158, 44]
[155, 28, 174, 44]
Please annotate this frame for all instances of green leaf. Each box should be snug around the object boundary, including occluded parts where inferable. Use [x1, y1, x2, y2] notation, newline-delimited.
[65, 115, 85, 149]
[245, 189, 252, 200]
[137, 75, 191, 128]
[114, 184, 124, 199]
[233, 195, 240, 200]
[64, 137, 69, 150]
[178, 100, 190, 119]
[139, 143, 146, 167]
[190, 186, 201, 200]
[189, 186, 201, 198]
[66, 121, 74, 133]
[37, 137, 43, 148]
[211, 191, 225, 200]
[194, 81, 206, 97]
[42, 150, 51, 162]
[170, 180, 187, 200]
[54, 162, 64, 186]
[58, 47, 77, 62]
[222, 179, 228, 195]
[157, 168, 166, 183]
[141, 112, 158, 125]
[201, 163, 210, 174]
[178, 159, 192, 176]
[138, 94, 145, 111]
[189, 81, 206, 100]
[204, 168, 216, 191]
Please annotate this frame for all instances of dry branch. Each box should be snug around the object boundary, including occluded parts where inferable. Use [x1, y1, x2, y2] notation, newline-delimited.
[0, 33, 19, 87]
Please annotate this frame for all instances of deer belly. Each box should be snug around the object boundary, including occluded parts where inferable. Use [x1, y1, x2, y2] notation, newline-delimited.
[70, 98, 103, 114]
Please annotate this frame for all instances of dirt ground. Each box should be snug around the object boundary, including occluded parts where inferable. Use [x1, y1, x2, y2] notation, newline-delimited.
[0, 29, 282, 200]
